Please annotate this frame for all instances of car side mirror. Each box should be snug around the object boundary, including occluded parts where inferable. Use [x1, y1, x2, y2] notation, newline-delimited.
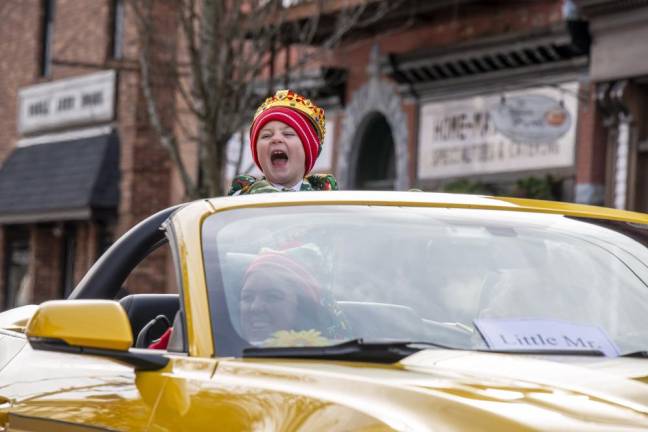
[26, 300, 168, 371]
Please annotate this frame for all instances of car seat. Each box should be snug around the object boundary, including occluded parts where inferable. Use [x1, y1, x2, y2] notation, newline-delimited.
[119, 294, 179, 343]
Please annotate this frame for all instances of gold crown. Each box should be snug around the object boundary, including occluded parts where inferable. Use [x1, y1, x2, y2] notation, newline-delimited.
[254, 89, 326, 142]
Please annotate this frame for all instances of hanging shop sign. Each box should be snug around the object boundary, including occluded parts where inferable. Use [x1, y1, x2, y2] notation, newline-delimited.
[418, 82, 578, 180]
[490, 94, 571, 143]
[18, 70, 116, 135]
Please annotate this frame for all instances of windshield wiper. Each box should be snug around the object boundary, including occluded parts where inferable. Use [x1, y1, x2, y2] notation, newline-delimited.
[479, 348, 606, 356]
[619, 351, 648, 358]
[242, 340, 611, 362]
[242, 339, 454, 363]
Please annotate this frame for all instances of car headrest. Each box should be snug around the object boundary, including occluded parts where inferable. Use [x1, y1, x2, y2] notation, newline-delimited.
[119, 294, 179, 340]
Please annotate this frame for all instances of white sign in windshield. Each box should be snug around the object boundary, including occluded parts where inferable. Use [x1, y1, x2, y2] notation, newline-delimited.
[474, 318, 620, 357]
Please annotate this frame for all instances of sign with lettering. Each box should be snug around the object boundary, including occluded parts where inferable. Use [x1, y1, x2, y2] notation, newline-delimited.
[474, 318, 620, 357]
[18, 70, 116, 134]
[417, 82, 578, 179]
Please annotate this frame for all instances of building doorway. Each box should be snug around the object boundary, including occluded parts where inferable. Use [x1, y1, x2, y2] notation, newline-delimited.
[353, 112, 396, 190]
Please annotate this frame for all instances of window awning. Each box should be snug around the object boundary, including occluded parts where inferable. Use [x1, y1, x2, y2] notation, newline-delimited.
[383, 22, 590, 97]
[0, 131, 119, 224]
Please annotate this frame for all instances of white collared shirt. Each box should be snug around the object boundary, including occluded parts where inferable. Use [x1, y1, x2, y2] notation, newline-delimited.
[271, 180, 303, 191]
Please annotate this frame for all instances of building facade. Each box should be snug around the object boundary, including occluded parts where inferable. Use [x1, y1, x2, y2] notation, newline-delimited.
[0, 0, 179, 309]
[575, 0, 648, 213]
[320, 0, 594, 203]
[0, 0, 627, 309]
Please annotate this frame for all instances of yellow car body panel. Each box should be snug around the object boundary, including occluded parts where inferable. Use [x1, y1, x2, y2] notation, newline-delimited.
[2, 192, 648, 430]
[0, 305, 38, 333]
[208, 191, 648, 224]
[0, 332, 155, 430]
[168, 199, 215, 358]
[4, 336, 648, 431]
[147, 354, 648, 431]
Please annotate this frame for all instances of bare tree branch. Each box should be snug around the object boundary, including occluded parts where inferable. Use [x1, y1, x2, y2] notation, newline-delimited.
[133, 0, 199, 198]
[180, 0, 211, 114]
[134, 0, 400, 197]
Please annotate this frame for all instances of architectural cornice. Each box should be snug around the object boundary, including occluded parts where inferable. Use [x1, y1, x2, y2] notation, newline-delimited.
[383, 22, 589, 97]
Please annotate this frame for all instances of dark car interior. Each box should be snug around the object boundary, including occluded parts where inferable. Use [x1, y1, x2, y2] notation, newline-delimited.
[119, 294, 179, 347]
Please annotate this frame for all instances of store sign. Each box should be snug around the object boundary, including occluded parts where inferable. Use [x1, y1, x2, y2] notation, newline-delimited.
[418, 82, 578, 180]
[18, 70, 116, 134]
[490, 95, 571, 143]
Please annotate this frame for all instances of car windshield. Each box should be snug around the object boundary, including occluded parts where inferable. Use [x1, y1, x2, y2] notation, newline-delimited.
[202, 205, 648, 358]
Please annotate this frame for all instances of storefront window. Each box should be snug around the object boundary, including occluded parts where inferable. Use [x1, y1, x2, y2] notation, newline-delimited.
[40, 0, 55, 77]
[109, 0, 124, 59]
[4, 228, 31, 309]
[61, 224, 76, 298]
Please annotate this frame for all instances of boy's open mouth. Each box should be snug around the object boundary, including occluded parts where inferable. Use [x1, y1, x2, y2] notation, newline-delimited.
[270, 150, 288, 167]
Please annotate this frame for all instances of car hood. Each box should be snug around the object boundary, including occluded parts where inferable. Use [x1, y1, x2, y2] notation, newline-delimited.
[215, 349, 648, 431]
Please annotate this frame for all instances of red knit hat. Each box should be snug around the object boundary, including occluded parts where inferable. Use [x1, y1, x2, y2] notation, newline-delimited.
[249, 90, 326, 176]
[244, 250, 320, 303]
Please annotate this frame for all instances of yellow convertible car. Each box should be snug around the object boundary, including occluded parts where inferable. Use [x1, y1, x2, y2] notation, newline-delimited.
[3, 191, 648, 431]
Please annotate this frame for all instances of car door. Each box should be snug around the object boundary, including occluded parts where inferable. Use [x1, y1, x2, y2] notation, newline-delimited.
[0, 206, 198, 431]
[0, 340, 159, 431]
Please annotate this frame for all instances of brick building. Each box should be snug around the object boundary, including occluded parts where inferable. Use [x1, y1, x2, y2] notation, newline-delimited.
[232, 0, 596, 201]
[574, 0, 648, 212]
[0, 0, 178, 309]
[319, 0, 592, 198]
[0, 0, 622, 310]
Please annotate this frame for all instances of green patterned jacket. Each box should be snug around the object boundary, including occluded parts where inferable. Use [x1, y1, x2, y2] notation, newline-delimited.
[228, 174, 338, 196]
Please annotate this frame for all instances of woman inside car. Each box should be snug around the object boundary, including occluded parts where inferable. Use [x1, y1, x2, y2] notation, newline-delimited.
[239, 244, 349, 346]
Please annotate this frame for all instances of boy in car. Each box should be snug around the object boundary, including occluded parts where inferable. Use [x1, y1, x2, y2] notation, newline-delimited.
[150, 91, 336, 349]
[228, 89, 337, 195]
